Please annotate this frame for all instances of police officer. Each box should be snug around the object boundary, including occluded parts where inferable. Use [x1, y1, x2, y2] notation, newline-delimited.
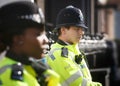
[46, 5, 102, 86]
[0, 1, 61, 86]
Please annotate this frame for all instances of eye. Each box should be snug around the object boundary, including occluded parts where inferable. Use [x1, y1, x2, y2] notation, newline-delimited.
[74, 27, 80, 31]
[77, 27, 84, 31]
[36, 31, 46, 37]
[36, 32, 41, 36]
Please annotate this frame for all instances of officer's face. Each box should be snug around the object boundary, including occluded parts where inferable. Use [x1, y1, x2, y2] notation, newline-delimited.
[18, 28, 49, 59]
[61, 26, 84, 44]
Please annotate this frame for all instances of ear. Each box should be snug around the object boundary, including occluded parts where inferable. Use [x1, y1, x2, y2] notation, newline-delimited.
[13, 35, 24, 45]
[61, 27, 66, 34]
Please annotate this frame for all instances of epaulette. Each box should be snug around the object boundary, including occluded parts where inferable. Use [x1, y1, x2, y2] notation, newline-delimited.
[11, 62, 23, 81]
[0, 79, 2, 85]
[61, 47, 68, 58]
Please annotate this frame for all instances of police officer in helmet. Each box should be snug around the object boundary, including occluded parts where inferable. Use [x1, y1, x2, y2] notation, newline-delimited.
[0, 1, 61, 86]
[47, 5, 102, 86]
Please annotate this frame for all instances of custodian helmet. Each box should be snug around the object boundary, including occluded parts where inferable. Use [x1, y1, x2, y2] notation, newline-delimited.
[0, 1, 44, 32]
[55, 5, 88, 31]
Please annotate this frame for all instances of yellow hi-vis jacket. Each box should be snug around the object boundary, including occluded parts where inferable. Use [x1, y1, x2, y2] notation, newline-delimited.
[0, 57, 61, 86]
[46, 42, 102, 86]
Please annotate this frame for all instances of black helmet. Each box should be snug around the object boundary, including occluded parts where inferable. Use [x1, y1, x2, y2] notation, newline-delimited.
[55, 5, 88, 31]
[0, 1, 44, 32]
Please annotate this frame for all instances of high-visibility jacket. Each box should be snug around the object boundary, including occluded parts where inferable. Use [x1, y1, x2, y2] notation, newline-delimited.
[46, 42, 102, 86]
[0, 57, 61, 86]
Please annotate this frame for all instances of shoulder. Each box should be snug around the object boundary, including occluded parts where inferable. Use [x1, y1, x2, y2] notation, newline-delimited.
[0, 62, 23, 79]
[0, 58, 39, 86]
[0, 57, 16, 67]
[0, 61, 23, 85]
[0, 57, 17, 77]
[51, 42, 63, 49]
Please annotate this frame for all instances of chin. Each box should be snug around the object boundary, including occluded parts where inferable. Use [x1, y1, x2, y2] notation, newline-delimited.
[34, 54, 44, 59]
[41, 53, 46, 58]
[77, 40, 80, 43]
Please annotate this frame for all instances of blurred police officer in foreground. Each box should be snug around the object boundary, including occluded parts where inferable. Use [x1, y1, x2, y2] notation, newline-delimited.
[46, 5, 102, 86]
[0, 1, 61, 86]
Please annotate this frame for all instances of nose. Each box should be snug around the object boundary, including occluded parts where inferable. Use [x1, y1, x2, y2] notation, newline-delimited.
[78, 28, 84, 35]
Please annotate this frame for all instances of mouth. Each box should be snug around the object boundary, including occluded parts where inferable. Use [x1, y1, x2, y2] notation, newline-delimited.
[79, 35, 83, 39]
[43, 48, 49, 54]
[77, 36, 81, 40]
[42, 45, 49, 54]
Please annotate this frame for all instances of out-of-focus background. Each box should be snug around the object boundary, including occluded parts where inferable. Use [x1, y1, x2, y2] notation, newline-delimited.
[0, 0, 120, 86]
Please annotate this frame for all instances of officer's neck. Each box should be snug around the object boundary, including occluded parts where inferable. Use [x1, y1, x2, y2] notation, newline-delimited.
[6, 50, 31, 65]
[57, 38, 73, 45]
[58, 35, 77, 45]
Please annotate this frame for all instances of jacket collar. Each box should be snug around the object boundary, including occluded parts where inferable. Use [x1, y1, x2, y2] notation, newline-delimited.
[6, 50, 31, 65]
[56, 39, 80, 54]
[57, 39, 69, 45]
